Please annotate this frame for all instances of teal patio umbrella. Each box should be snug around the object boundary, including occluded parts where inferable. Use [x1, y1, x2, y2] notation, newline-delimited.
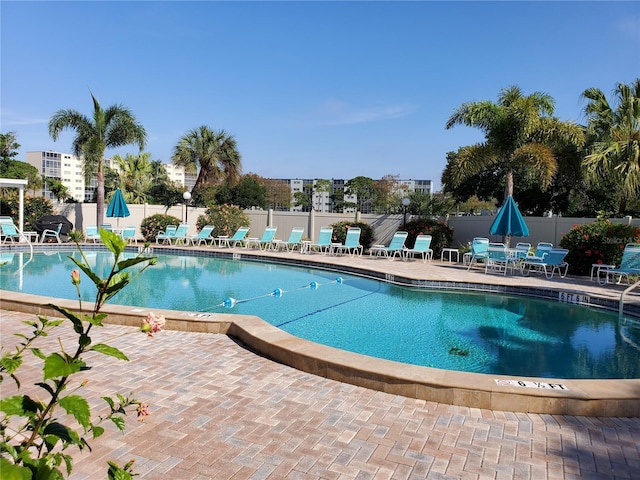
[106, 188, 130, 227]
[490, 196, 529, 244]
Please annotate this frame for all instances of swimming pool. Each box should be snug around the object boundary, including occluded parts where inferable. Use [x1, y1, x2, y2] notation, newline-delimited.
[1, 249, 639, 379]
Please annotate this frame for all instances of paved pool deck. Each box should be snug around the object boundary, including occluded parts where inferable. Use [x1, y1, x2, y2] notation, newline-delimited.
[1, 245, 639, 479]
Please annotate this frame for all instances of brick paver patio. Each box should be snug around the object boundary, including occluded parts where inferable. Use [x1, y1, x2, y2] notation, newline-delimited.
[2, 308, 638, 480]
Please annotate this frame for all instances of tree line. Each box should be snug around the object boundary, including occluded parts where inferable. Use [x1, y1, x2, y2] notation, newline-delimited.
[1, 79, 638, 224]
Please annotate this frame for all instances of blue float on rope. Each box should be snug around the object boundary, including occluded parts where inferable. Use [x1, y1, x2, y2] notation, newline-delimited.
[309, 281, 319, 290]
[272, 288, 284, 298]
[336, 276, 344, 284]
[223, 297, 237, 308]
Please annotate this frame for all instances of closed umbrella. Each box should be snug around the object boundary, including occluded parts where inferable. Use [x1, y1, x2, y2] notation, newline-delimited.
[106, 188, 130, 227]
[490, 196, 529, 245]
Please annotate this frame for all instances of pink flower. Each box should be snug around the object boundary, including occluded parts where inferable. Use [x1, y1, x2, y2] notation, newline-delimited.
[136, 403, 150, 422]
[141, 312, 165, 337]
[71, 270, 81, 286]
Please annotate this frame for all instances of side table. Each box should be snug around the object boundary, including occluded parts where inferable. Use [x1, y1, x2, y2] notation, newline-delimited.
[441, 248, 460, 263]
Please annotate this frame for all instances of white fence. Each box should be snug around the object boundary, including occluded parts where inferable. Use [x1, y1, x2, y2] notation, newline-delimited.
[54, 203, 639, 248]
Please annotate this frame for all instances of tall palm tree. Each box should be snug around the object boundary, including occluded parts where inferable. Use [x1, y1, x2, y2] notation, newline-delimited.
[581, 79, 640, 213]
[49, 93, 147, 224]
[445, 86, 584, 200]
[114, 152, 153, 203]
[172, 126, 241, 195]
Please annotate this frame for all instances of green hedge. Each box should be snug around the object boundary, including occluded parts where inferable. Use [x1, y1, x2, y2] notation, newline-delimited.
[403, 218, 454, 257]
[195, 204, 250, 238]
[329, 221, 375, 250]
[559, 219, 640, 275]
[140, 214, 182, 242]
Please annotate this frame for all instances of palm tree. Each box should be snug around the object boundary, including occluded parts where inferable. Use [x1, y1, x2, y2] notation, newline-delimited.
[445, 86, 584, 200]
[49, 93, 147, 224]
[172, 126, 241, 196]
[114, 152, 153, 203]
[581, 79, 640, 214]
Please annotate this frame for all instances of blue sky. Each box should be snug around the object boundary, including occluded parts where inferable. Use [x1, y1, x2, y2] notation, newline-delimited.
[1, 1, 638, 190]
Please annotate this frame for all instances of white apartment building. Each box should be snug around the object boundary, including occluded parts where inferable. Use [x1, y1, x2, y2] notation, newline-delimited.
[26, 151, 195, 202]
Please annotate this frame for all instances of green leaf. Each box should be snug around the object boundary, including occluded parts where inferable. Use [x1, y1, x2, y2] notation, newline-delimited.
[68, 256, 102, 286]
[0, 457, 31, 480]
[43, 422, 75, 444]
[91, 344, 129, 361]
[0, 395, 26, 416]
[43, 353, 85, 380]
[45, 305, 83, 334]
[101, 229, 125, 255]
[116, 255, 155, 270]
[36, 382, 55, 396]
[1, 354, 22, 374]
[85, 312, 106, 327]
[91, 425, 105, 439]
[102, 396, 115, 409]
[30, 348, 46, 360]
[78, 333, 91, 349]
[58, 395, 91, 430]
[110, 415, 126, 432]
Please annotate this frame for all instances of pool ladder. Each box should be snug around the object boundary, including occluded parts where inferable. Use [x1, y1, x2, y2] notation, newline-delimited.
[619, 278, 640, 318]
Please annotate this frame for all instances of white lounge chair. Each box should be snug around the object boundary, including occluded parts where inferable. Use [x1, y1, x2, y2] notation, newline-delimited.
[369, 231, 408, 260]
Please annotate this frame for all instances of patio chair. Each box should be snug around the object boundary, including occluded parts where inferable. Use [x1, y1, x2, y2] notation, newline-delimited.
[85, 225, 101, 243]
[156, 225, 177, 244]
[466, 237, 490, 271]
[402, 234, 433, 263]
[0, 217, 31, 244]
[100, 223, 113, 232]
[217, 226, 250, 248]
[245, 226, 278, 250]
[308, 227, 333, 254]
[528, 242, 553, 261]
[168, 224, 190, 245]
[485, 242, 517, 276]
[41, 223, 63, 243]
[120, 226, 137, 244]
[512, 242, 531, 261]
[521, 248, 569, 279]
[272, 227, 304, 252]
[597, 243, 640, 285]
[331, 227, 363, 257]
[188, 225, 215, 247]
[369, 231, 408, 260]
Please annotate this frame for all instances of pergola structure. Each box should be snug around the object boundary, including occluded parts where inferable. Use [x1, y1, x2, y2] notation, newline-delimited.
[0, 178, 28, 231]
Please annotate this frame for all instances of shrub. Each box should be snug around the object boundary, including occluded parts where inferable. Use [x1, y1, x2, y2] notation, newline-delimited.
[196, 204, 250, 237]
[329, 221, 375, 250]
[559, 219, 640, 276]
[403, 218, 454, 257]
[0, 193, 54, 231]
[140, 213, 182, 242]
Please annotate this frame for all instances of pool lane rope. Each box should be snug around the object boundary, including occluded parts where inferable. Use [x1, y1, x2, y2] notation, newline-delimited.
[218, 276, 344, 309]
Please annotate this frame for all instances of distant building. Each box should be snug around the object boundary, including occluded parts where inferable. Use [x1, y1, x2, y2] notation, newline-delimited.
[26, 151, 195, 202]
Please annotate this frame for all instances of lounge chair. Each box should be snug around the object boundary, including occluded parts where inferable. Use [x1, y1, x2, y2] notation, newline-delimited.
[528, 242, 553, 261]
[0, 217, 30, 244]
[245, 226, 278, 250]
[217, 226, 250, 248]
[156, 225, 177, 245]
[485, 242, 516, 275]
[466, 237, 489, 270]
[188, 225, 215, 247]
[512, 242, 531, 261]
[369, 231, 408, 260]
[402, 234, 433, 263]
[168, 224, 190, 245]
[120, 226, 137, 244]
[331, 227, 363, 257]
[597, 243, 640, 285]
[521, 248, 569, 279]
[85, 225, 101, 243]
[41, 223, 63, 243]
[272, 227, 304, 252]
[308, 227, 333, 254]
[100, 223, 113, 232]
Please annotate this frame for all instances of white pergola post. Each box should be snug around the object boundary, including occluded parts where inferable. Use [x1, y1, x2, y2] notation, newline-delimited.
[0, 178, 28, 231]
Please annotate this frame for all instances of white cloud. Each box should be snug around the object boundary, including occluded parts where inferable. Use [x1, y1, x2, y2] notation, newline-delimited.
[0, 110, 49, 127]
[304, 100, 417, 126]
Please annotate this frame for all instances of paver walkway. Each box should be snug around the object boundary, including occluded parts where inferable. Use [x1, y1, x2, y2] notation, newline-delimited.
[1, 309, 639, 480]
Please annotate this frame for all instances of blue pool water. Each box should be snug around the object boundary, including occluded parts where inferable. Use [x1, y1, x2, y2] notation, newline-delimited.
[1, 250, 639, 379]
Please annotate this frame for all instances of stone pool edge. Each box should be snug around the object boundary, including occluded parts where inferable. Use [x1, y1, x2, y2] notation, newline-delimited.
[2, 289, 639, 417]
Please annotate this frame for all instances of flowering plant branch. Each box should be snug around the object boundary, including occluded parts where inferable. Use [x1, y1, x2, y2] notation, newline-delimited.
[1, 229, 159, 479]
